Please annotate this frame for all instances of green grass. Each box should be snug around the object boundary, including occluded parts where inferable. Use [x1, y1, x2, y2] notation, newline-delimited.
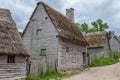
[26, 70, 80, 80]
[90, 57, 118, 67]
[114, 53, 120, 59]
[60, 70, 80, 78]
[26, 71, 62, 80]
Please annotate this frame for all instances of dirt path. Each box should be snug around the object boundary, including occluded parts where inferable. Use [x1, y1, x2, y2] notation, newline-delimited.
[63, 62, 120, 80]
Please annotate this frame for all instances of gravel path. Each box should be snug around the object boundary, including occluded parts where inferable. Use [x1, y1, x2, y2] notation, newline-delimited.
[63, 62, 120, 80]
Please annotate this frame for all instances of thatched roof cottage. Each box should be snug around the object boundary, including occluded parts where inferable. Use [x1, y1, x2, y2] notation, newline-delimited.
[0, 8, 29, 79]
[85, 32, 110, 60]
[108, 31, 120, 55]
[85, 31, 120, 60]
[22, 2, 88, 74]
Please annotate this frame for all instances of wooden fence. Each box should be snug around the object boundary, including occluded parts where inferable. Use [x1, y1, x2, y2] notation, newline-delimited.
[26, 57, 57, 75]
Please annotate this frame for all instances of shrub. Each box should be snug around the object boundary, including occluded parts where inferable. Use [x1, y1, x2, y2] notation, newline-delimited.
[26, 70, 80, 80]
[117, 53, 120, 58]
[39, 70, 62, 80]
[87, 52, 90, 57]
[110, 53, 120, 61]
[26, 74, 40, 80]
[90, 57, 118, 67]
[26, 71, 62, 80]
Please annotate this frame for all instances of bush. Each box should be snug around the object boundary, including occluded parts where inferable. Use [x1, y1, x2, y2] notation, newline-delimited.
[117, 53, 120, 58]
[26, 70, 80, 80]
[114, 53, 120, 59]
[39, 71, 62, 80]
[26, 71, 62, 80]
[26, 74, 40, 80]
[90, 57, 118, 67]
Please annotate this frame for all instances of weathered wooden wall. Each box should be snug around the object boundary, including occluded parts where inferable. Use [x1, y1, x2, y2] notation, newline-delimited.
[29, 57, 57, 75]
[0, 55, 26, 79]
[87, 47, 104, 60]
[23, 4, 58, 75]
[86, 33, 110, 60]
[57, 38, 86, 71]
[109, 32, 120, 53]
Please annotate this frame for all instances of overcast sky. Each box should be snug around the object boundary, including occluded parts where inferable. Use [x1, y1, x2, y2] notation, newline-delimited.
[0, 0, 120, 35]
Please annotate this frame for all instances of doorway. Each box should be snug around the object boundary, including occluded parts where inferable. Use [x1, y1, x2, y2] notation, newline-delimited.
[82, 52, 86, 64]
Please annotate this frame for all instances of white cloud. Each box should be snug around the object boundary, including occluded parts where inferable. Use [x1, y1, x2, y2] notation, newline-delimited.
[0, 0, 120, 35]
[0, 0, 36, 32]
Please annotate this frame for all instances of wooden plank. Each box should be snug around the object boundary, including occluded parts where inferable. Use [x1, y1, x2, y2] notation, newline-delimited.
[0, 56, 26, 79]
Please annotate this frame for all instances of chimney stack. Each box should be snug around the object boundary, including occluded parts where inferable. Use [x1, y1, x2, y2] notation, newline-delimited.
[66, 8, 74, 22]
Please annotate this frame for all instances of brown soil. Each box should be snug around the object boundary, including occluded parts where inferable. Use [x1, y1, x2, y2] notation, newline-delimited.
[63, 62, 120, 80]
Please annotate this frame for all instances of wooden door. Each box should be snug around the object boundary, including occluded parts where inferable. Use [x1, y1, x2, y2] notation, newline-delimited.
[83, 52, 86, 64]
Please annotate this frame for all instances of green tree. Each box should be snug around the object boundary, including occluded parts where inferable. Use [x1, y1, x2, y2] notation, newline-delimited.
[91, 19, 109, 31]
[81, 23, 89, 33]
[76, 23, 89, 33]
[19, 32, 22, 36]
[88, 28, 96, 33]
[76, 19, 109, 33]
[76, 23, 82, 31]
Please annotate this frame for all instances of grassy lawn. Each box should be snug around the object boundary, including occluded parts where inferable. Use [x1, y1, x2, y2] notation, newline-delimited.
[90, 53, 120, 67]
[90, 57, 118, 67]
[26, 70, 80, 80]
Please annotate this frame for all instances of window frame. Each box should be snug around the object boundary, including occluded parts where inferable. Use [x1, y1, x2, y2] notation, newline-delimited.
[7, 55, 15, 63]
[66, 47, 69, 53]
[40, 49, 46, 56]
[36, 28, 42, 35]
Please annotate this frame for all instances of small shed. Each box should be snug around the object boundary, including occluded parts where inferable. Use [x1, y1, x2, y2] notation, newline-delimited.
[85, 32, 110, 60]
[0, 8, 29, 79]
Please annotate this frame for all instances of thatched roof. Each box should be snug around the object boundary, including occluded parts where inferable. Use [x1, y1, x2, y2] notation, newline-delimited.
[85, 32, 107, 47]
[23, 2, 88, 46]
[0, 20, 29, 56]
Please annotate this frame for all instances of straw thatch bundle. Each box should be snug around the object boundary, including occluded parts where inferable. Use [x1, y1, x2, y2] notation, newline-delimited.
[85, 32, 107, 47]
[0, 8, 29, 56]
[0, 20, 29, 56]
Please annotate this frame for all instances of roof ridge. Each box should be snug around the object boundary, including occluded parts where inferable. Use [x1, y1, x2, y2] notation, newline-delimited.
[37, 1, 72, 22]
[23, 1, 88, 46]
[40, 2, 88, 45]
[37, 1, 45, 5]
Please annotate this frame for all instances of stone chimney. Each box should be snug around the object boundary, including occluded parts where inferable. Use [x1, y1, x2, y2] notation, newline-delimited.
[66, 8, 74, 22]
[0, 8, 15, 25]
